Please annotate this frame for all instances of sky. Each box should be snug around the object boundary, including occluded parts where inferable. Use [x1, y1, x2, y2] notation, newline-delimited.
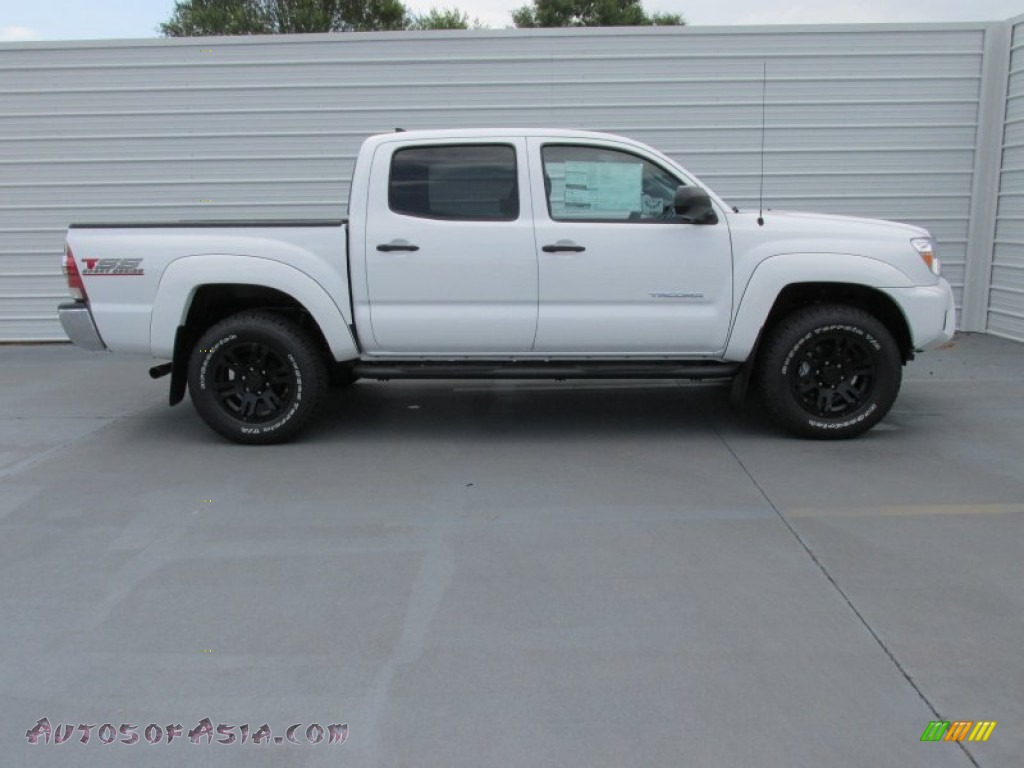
[0, 0, 1022, 42]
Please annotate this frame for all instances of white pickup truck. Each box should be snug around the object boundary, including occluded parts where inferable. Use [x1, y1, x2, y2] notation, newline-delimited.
[58, 129, 955, 444]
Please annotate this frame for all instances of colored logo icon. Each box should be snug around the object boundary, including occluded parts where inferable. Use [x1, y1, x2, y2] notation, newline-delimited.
[921, 721, 996, 742]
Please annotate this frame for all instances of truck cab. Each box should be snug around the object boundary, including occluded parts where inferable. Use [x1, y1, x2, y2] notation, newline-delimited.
[349, 130, 734, 356]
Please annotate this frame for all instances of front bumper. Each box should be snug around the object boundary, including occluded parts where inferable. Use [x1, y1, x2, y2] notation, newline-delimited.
[58, 301, 107, 351]
[886, 278, 956, 352]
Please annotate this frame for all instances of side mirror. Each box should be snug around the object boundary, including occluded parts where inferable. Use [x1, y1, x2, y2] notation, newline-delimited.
[673, 186, 718, 224]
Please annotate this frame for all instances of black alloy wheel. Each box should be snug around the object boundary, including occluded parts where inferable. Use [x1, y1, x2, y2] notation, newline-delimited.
[210, 340, 295, 423]
[788, 331, 876, 419]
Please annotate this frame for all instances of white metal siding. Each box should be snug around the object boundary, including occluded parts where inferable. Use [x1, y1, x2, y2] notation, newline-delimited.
[990, 19, 1024, 341]
[0, 25, 992, 341]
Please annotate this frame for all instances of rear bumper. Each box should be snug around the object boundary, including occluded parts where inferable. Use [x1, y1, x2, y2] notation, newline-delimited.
[58, 301, 107, 351]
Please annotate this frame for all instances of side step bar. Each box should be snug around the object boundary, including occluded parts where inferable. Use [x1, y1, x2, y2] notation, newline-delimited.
[351, 360, 741, 381]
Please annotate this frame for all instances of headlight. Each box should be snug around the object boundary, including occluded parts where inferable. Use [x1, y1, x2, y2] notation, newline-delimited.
[911, 237, 940, 275]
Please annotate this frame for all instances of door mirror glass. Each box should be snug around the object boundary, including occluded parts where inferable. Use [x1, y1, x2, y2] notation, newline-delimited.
[673, 186, 718, 225]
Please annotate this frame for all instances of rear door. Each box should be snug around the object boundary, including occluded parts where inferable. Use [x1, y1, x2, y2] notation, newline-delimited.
[362, 138, 537, 354]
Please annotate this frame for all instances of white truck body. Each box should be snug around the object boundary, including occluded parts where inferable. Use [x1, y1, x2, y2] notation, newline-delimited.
[59, 129, 956, 443]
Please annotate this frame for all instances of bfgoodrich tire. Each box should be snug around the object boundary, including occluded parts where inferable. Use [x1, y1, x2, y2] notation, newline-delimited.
[756, 305, 902, 439]
[187, 311, 328, 445]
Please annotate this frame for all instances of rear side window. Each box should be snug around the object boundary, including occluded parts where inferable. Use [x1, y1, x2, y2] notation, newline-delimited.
[389, 144, 519, 221]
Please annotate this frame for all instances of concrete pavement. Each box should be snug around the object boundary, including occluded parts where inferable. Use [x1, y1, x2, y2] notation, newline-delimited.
[1, 334, 1021, 766]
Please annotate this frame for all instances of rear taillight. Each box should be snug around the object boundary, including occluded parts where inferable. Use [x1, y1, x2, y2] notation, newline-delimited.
[62, 244, 87, 301]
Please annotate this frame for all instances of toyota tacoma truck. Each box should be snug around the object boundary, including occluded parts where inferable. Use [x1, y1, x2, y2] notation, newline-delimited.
[57, 129, 955, 444]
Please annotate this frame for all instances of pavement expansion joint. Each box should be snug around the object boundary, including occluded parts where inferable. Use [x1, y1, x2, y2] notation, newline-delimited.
[712, 427, 983, 768]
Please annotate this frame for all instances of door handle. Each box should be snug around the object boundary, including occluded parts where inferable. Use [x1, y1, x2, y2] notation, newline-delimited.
[377, 240, 419, 252]
[542, 241, 585, 253]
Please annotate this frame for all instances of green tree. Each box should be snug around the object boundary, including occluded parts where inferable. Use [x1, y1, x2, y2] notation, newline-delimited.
[160, 0, 271, 35]
[511, 0, 685, 27]
[334, 0, 412, 31]
[160, 0, 481, 36]
[409, 7, 485, 30]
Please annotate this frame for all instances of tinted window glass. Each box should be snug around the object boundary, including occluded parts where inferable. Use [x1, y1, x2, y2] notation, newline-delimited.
[389, 145, 519, 221]
[542, 145, 684, 223]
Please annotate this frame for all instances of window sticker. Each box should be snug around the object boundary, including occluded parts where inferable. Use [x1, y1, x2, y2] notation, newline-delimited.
[547, 160, 643, 219]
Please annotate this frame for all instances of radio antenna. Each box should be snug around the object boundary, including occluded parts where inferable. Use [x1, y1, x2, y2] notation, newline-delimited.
[757, 61, 767, 227]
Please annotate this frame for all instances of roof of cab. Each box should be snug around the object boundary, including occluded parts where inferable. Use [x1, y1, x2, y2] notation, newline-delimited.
[362, 128, 642, 147]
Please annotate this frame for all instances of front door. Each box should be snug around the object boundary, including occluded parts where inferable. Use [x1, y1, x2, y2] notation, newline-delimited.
[364, 138, 537, 354]
[528, 139, 734, 355]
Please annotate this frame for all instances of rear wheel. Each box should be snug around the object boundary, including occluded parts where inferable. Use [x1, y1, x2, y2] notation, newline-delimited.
[756, 305, 901, 439]
[187, 311, 328, 444]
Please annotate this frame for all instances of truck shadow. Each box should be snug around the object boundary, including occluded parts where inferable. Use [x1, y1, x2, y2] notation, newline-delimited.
[308, 380, 778, 443]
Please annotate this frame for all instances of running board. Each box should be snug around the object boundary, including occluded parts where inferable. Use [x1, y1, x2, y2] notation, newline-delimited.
[351, 360, 741, 381]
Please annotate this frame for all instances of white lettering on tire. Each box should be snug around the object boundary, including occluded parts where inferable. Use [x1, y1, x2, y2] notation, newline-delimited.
[781, 324, 879, 376]
[807, 403, 878, 430]
[198, 334, 237, 390]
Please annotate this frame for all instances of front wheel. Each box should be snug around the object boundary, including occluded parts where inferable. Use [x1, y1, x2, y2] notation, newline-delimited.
[756, 305, 902, 439]
[187, 311, 328, 444]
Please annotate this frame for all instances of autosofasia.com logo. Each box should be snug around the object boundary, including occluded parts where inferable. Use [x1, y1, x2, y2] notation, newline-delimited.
[26, 718, 348, 747]
[921, 720, 997, 743]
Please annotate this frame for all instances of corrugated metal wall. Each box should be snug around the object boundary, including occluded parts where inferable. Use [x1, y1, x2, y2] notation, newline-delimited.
[990, 19, 1024, 341]
[0, 24, 1000, 341]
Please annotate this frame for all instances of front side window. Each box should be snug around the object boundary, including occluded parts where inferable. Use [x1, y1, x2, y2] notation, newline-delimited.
[389, 144, 519, 221]
[542, 145, 685, 223]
